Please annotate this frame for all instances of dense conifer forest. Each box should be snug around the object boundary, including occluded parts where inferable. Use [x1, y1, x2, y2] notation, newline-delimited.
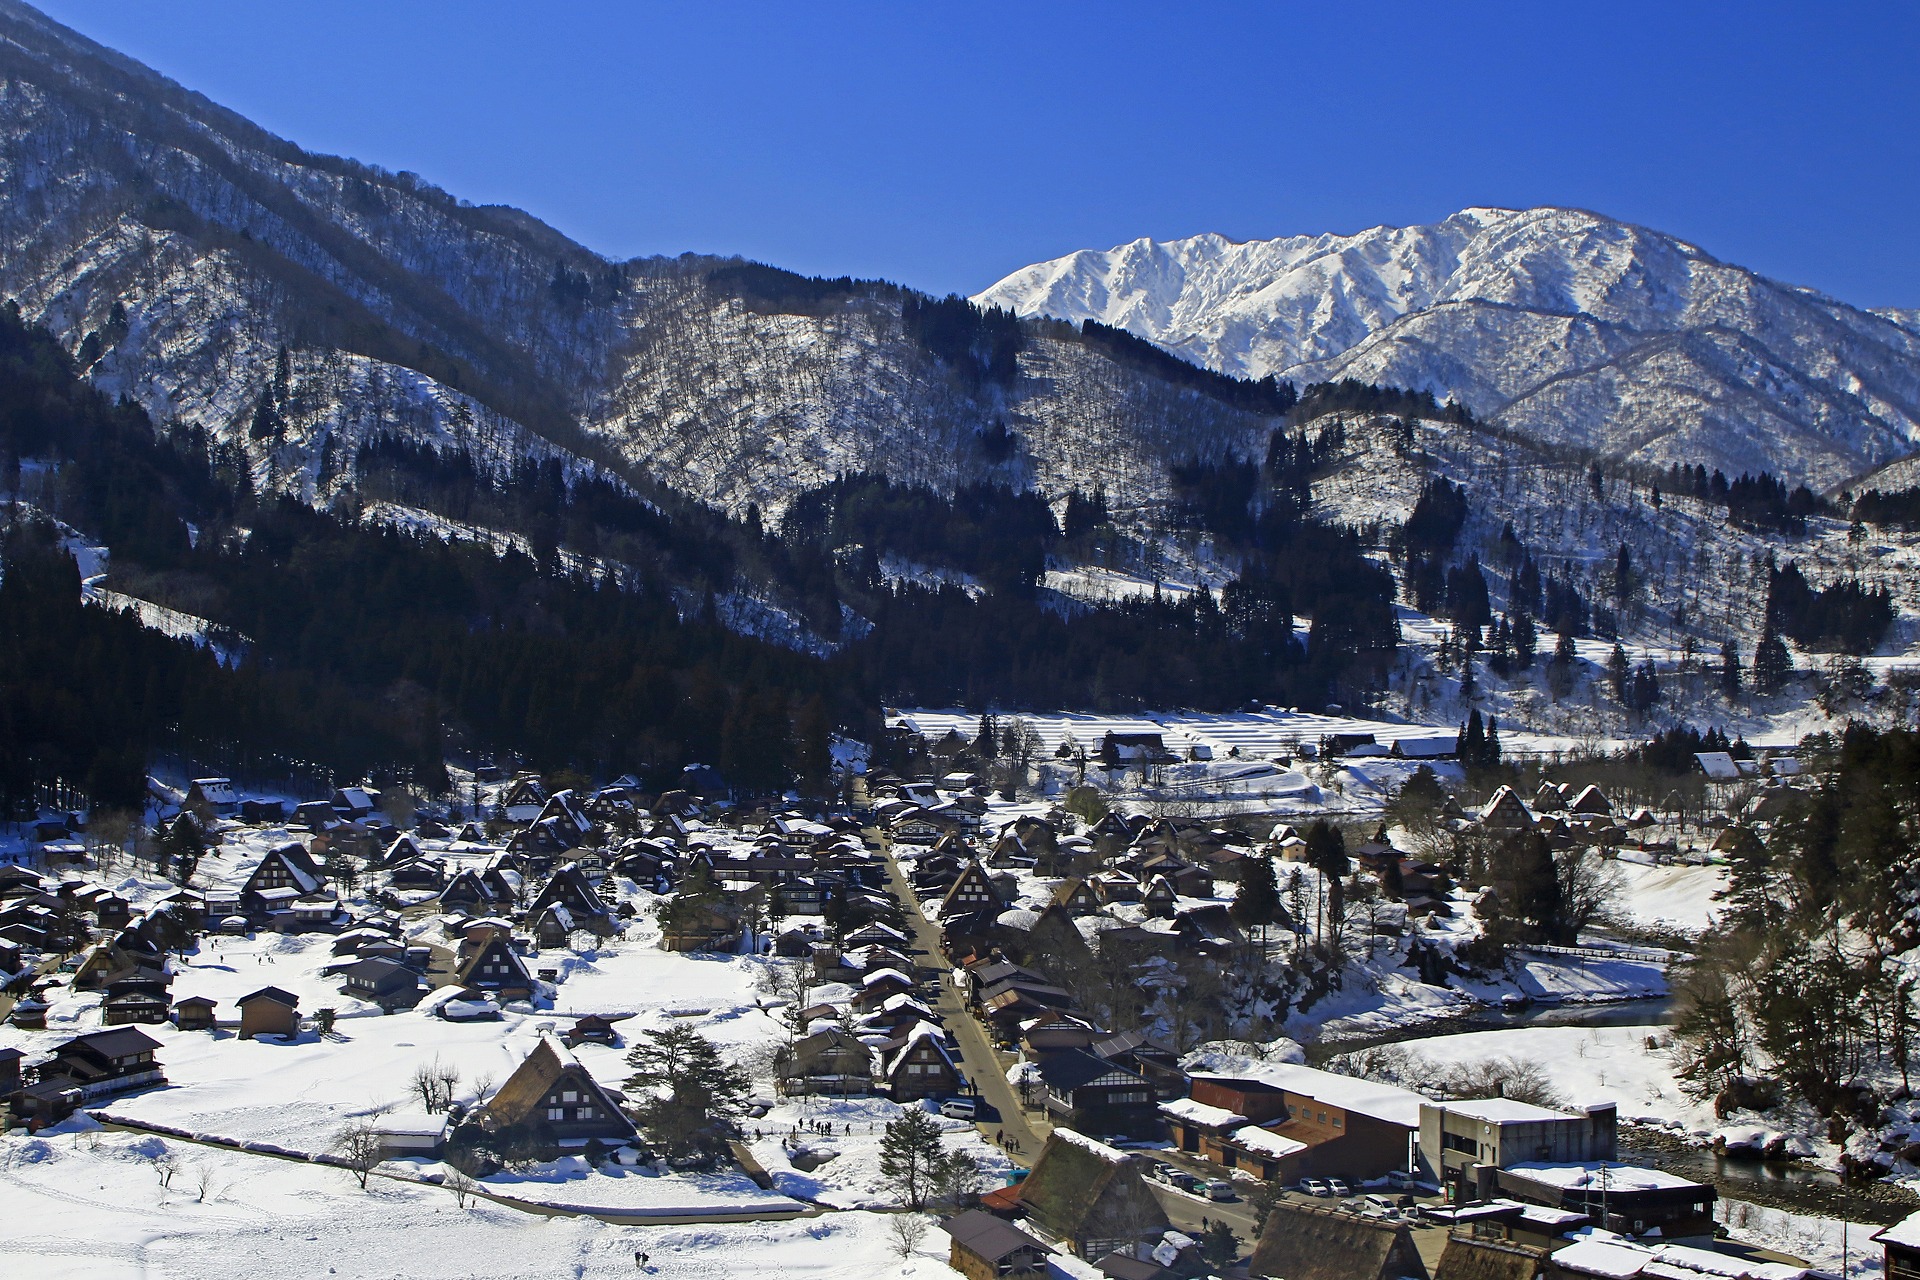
[0, 307, 1402, 809]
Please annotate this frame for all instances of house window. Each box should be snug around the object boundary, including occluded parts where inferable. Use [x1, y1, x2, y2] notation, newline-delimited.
[562, 1090, 578, 1102]
[577, 1105, 596, 1119]
[1333, 1115, 1343, 1128]
[548, 1107, 565, 1121]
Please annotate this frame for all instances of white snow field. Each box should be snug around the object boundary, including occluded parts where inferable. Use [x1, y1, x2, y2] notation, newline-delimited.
[1356, 1024, 1709, 1129]
[0, 1122, 959, 1280]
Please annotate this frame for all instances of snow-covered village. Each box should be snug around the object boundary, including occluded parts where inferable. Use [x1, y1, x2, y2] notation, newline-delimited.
[0, 720, 1909, 1280]
[7, 4, 1920, 1279]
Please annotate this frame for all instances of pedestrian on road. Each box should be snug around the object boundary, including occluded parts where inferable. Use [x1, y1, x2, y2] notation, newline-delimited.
[995, 1129, 1004, 1147]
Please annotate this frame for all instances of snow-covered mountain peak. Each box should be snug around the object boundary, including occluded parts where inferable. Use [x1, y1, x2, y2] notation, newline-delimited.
[977, 206, 1920, 487]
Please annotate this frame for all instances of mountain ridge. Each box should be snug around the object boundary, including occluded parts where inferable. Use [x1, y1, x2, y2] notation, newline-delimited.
[0, 0, 1288, 540]
[975, 207, 1920, 488]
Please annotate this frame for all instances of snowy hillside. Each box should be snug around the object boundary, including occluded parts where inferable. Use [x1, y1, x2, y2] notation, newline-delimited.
[0, 1, 1275, 534]
[975, 207, 1920, 488]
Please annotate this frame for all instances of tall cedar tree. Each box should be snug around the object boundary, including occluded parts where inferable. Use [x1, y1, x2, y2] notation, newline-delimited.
[1304, 820, 1350, 940]
[1231, 854, 1281, 942]
[623, 1025, 749, 1159]
[1754, 628, 1792, 694]
[877, 1108, 948, 1211]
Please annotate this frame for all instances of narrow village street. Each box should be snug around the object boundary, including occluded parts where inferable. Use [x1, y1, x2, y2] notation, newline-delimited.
[869, 827, 1047, 1165]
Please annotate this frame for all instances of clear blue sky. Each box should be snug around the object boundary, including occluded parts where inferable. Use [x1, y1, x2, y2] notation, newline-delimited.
[31, 1, 1920, 306]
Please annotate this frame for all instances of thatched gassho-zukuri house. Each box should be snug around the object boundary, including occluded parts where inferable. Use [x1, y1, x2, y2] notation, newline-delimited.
[1016, 1128, 1167, 1261]
[1431, 1235, 1551, 1280]
[481, 1036, 636, 1147]
[1248, 1200, 1430, 1280]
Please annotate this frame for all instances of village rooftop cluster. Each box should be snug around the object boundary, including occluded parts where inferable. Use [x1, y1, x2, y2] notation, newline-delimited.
[0, 740, 1904, 1279]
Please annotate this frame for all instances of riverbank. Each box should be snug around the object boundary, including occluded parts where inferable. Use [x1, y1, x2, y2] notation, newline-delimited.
[1624, 1125, 1917, 1226]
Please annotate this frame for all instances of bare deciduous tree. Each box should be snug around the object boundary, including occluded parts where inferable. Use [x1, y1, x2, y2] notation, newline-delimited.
[755, 960, 814, 1041]
[334, 1121, 384, 1189]
[412, 1056, 461, 1112]
[444, 1165, 479, 1209]
[887, 1212, 929, 1259]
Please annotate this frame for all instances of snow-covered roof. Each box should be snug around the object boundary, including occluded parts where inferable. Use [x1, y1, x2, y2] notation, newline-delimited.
[1554, 1237, 1656, 1279]
[1439, 1097, 1575, 1124]
[1050, 1127, 1127, 1164]
[1188, 1062, 1427, 1127]
[375, 1111, 449, 1138]
[1694, 752, 1740, 780]
[1878, 1208, 1920, 1249]
[1508, 1163, 1700, 1192]
[1158, 1097, 1247, 1128]
[1231, 1125, 1308, 1159]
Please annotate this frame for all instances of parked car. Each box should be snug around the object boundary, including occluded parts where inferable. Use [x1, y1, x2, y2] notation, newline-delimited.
[1327, 1178, 1353, 1198]
[1384, 1169, 1421, 1190]
[938, 1098, 977, 1120]
[1171, 1172, 1203, 1193]
[1300, 1178, 1333, 1197]
[1205, 1180, 1235, 1202]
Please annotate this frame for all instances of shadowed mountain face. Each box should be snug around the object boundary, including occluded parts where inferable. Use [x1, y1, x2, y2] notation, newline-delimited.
[0, 0, 1286, 527]
[977, 207, 1920, 489]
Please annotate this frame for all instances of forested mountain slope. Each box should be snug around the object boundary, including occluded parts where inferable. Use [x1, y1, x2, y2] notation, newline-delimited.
[0, 0, 1276, 532]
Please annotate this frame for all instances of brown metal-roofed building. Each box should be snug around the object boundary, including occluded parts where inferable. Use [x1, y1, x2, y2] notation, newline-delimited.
[942, 1208, 1054, 1279]
[236, 986, 301, 1038]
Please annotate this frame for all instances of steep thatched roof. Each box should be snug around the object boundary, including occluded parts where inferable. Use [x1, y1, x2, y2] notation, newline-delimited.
[481, 1036, 633, 1138]
[1248, 1202, 1429, 1280]
[483, 1038, 569, 1125]
[1433, 1236, 1549, 1280]
[1018, 1129, 1165, 1247]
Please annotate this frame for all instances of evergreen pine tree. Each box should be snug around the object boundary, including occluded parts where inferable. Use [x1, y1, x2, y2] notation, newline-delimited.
[1513, 610, 1537, 669]
[1304, 820, 1349, 941]
[1613, 543, 1635, 606]
[973, 712, 998, 759]
[1754, 628, 1791, 694]
[1231, 854, 1280, 942]
[1460, 709, 1486, 768]
[624, 1025, 750, 1160]
[877, 1108, 948, 1210]
[1608, 643, 1630, 700]
[1720, 640, 1741, 700]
